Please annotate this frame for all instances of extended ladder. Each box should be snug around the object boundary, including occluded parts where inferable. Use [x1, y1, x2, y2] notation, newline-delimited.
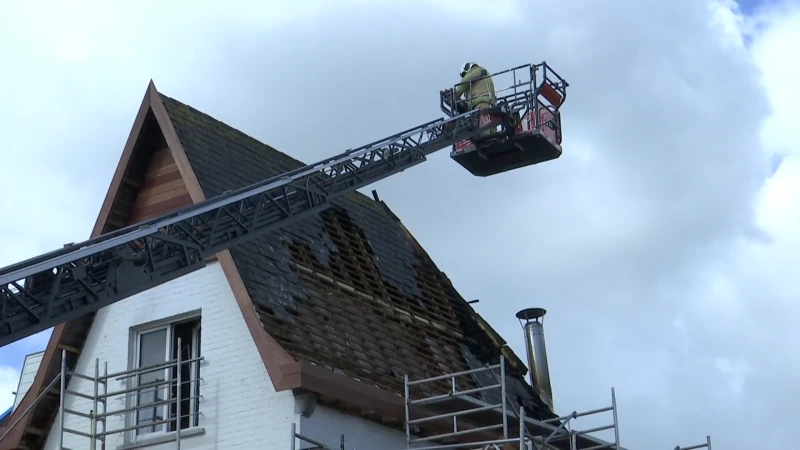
[0, 100, 493, 347]
[0, 61, 567, 349]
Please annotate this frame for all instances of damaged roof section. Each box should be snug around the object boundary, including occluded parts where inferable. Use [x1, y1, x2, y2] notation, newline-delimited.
[160, 94, 556, 420]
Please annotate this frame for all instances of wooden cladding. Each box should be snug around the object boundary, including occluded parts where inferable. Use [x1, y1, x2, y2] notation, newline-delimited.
[128, 147, 193, 223]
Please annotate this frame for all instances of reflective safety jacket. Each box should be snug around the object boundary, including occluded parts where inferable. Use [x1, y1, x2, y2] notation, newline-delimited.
[455, 64, 497, 109]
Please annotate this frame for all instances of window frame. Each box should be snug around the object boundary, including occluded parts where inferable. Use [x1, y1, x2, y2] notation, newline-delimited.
[128, 313, 202, 444]
[132, 324, 172, 437]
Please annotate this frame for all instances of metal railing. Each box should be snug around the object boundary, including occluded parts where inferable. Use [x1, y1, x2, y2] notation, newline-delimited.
[531, 388, 621, 450]
[60, 338, 204, 450]
[403, 356, 513, 450]
[400, 358, 627, 450]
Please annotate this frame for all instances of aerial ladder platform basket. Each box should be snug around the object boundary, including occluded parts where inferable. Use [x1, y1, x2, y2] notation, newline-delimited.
[440, 62, 568, 177]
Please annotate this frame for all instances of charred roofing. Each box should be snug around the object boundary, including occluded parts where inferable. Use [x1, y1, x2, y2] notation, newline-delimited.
[159, 94, 555, 420]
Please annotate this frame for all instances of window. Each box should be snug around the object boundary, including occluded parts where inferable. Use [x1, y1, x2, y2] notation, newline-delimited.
[132, 317, 201, 437]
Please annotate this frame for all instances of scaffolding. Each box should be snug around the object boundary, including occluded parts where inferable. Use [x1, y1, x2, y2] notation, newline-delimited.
[285, 357, 716, 450]
[290, 423, 347, 450]
[57, 338, 204, 450]
[400, 356, 621, 450]
[47, 341, 715, 450]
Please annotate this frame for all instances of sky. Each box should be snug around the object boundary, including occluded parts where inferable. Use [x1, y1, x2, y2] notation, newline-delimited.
[0, 0, 797, 448]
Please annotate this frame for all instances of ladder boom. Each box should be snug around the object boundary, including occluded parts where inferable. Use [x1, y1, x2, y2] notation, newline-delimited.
[0, 108, 489, 347]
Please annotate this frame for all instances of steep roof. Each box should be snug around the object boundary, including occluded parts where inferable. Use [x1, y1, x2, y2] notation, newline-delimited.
[162, 94, 552, 412]
[0, 82, 554, 449]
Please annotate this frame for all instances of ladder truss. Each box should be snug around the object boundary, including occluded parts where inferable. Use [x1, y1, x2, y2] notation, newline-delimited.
[0, 105, 492, 348]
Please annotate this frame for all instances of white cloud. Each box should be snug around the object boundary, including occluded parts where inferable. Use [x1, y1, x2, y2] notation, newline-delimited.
[0, 0, 798, 449]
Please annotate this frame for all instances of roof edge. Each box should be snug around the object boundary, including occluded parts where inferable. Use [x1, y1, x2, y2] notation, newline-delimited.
[217, 250, 298, 386]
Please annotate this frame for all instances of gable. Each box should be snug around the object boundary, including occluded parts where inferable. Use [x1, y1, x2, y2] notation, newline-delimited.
[97, 108, 195, 234]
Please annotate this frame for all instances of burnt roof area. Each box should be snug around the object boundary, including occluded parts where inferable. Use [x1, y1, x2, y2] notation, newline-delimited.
[161, 94, 556, 421]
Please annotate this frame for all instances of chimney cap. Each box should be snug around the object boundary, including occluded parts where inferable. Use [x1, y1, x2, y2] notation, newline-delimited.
[515, 307, 547, 321]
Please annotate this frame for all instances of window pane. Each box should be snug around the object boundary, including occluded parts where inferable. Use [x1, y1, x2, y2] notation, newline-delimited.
[136, 329, 167, 435]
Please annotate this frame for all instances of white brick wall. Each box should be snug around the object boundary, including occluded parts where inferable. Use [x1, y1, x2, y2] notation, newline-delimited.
[43, 261, 299, 450]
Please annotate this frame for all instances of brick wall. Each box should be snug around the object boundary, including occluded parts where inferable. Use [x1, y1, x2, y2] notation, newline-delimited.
[43, 261, 299, 450]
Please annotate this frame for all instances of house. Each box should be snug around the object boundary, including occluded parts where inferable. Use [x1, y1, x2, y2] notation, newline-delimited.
[0, 81, 558, 450]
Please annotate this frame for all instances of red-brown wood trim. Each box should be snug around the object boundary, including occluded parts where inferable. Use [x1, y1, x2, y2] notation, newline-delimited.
[218, 250, 297, 388]
[128, 192, 193, 223]
[141, 169, 182, 190]
[278, 361, 403, 416]
[147, 85, 205, 204]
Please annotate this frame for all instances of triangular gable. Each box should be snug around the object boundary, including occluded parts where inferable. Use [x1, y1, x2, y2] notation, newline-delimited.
[0, 81, 293, 450]
[91, 80, 204, 236]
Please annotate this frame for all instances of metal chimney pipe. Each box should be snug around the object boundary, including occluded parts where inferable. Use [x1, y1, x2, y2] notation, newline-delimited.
[516, 307, 554, 411]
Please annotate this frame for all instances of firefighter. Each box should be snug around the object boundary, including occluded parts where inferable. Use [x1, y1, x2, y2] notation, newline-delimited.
[454, 62, 497, 113]
[454, 62, 498, 137]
